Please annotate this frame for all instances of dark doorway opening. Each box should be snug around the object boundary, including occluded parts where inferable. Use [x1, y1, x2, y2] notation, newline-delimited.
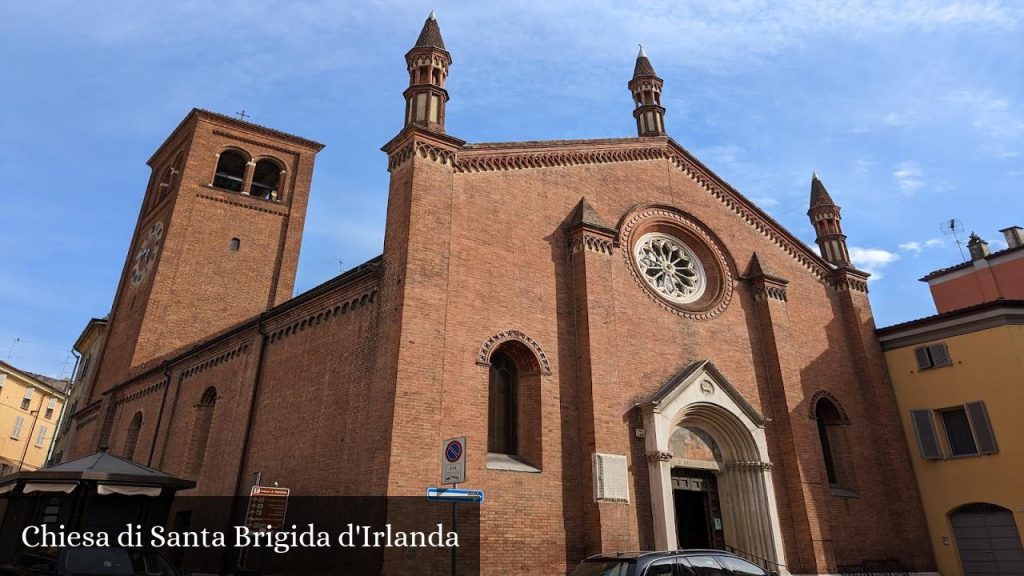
[672, 468, 724, 550]
[674, 489, 711, 549]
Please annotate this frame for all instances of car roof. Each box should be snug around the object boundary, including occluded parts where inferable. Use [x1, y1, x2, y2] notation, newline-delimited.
[584, 549, 740, 562]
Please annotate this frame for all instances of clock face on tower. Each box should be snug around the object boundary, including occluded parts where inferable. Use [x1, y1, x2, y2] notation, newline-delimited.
[130, 221, 164, 286]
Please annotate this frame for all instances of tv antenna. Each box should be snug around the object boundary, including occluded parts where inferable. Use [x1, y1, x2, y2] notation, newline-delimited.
[6, 338, 21, 361]
[939, 218, 967, 262]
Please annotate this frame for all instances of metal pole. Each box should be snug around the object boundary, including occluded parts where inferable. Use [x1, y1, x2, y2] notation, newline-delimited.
[451, 482, 457, 576]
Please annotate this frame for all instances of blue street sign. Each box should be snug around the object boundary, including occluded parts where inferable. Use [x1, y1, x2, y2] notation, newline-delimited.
[426, 487, 485, 504]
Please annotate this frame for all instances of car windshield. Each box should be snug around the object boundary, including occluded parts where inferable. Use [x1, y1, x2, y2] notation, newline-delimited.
[62, 548, 135, 575]
[569, 560, 634, 576]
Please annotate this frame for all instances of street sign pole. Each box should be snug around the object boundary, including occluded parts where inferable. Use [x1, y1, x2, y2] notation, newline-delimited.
[440, 436, 466, 576]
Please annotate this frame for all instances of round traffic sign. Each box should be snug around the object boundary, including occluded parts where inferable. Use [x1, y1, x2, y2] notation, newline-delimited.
[444, 440, 463, 462]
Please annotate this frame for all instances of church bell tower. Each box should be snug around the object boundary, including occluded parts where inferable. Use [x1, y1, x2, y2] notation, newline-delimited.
[90, 110, 324, 398]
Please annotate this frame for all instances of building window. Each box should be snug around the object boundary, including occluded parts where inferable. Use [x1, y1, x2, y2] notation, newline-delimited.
[21, 388, 33, 411]
[249, 159, 282, 200]
[488, 351, 517, 455]
[0, 373, 6, 391]
[34, 425, 48, 448]
[814, 399, 841, 485]
[124, 412, 143, 461]
[911, 401, 997, 459]
[11, 416, 24, 440]
[77, 355, 91, 382]
[914, 342, 952, 370]
[229, 238, 241, 252]
[213, 150, 247, 192]
[44, 398, 57, 420]
[633, 232, 707, 304]
[185, 387, 217, 477]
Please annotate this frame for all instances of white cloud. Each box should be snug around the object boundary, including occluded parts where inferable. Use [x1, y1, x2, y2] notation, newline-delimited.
[849, 246, 900, 280]
[898, 237, 945, 255]
[893, 162, 925, 194]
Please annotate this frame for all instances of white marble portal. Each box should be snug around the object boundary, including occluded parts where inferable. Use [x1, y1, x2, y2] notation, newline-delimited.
[639, 360, 787, 571]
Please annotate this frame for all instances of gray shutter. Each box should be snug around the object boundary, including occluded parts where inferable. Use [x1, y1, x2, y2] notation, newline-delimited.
[929, 343, 952, 367]
[965, 401, 998, 454]
[911, 410, 942, 459]
[913, 347, 933, 370]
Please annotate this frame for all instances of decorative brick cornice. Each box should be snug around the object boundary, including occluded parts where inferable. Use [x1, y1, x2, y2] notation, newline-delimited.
[476, 330, 553, 376]
[113, 380, 167, 406]
[727, 460, 773, 471]
[180, 343, 250, 382]
[829, 267, 870, 293]
[568, 229, 615, 256]
[196, 192, 289, 216]
[268, 288, 379, 345]
[211, 129, 299, 156]
[456, 146, 664, 173]
[747, 273, 790, 302]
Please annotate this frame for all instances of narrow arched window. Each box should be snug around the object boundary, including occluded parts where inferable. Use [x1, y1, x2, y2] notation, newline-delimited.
[124, 412, 143, 461]
[229, 238, 241, 252]
[488, 352, 518, 455]
[185, 387, 217, 477]
[249, 159, 281, 199]
[815, 398, 843, 486]
[213, 150, 247, 192]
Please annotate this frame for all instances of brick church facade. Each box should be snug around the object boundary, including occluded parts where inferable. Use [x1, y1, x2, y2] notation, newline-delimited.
[64, 13, 934, 575]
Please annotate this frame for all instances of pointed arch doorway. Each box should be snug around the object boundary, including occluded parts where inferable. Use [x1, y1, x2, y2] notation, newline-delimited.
[640, 360, 787, 568]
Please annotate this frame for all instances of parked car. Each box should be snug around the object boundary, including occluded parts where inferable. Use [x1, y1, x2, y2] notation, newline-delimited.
[569, 549, 778, 576]
[0, 547, 188, 576]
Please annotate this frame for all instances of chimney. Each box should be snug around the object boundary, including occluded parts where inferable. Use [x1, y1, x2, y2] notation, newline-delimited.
[967, 232, 990, 260]
[999, 226, 1024, 249]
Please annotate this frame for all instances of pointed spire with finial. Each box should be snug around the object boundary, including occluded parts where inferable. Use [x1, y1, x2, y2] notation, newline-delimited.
[403, 11, 451, 133]
[414, 10, 446, 49]
[806, 172, 850, 266]
[810, 171, 836, 208]
[628, 44, 666, 137]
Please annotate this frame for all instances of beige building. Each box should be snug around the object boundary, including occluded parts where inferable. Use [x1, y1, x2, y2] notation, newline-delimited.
[0, 361, 69, 475]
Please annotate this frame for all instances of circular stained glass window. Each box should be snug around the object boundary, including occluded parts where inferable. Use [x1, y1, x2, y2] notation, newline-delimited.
[633, 232, 707, 304]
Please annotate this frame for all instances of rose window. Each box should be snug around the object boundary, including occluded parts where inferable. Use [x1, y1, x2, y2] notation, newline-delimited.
[633, 232, 707, 304]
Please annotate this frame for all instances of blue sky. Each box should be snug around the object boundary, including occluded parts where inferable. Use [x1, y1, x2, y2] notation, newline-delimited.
[2, 1, 1022, 377]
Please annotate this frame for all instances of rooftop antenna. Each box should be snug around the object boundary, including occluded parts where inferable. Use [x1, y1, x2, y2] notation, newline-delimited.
[939, 218, 967, 262]
[6, 338, 20, 361]
[236, 110, 250, 121]
[58, 350, 75, 379]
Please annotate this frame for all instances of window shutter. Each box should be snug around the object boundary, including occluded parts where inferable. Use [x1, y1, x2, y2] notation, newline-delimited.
[0, 374, 6, 389]
[35, 426, 47, 447]
[929, 343, 952, 367]
[911, 410, 942, 459]
[965, 401, 998, 454]
[913, 347, 933, 370]
[11, 417, 24, 440]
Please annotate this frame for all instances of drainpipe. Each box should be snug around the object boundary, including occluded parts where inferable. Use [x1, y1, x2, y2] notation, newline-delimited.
[222, 320, 270, 574]
[146, 362, 173, 468]
[46, 351, 80, 465]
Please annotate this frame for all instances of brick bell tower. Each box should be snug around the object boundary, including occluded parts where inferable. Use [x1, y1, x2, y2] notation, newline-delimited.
[807, 171, 851, 267]
[629, 45, 667, 137]
[90, 110, 324, 398]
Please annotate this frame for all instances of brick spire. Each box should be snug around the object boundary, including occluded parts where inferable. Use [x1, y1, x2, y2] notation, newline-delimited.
[806, 172, 850, 266]
[403, 11, 451, 133]
[628, 45, 666, 137]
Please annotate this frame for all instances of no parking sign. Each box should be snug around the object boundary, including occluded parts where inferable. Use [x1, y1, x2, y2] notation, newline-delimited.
[441, 436, 466, 485]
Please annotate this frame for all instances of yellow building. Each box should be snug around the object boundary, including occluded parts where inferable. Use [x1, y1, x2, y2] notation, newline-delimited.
[0, 361, 69, 475]
[879, 295, 1024, 576]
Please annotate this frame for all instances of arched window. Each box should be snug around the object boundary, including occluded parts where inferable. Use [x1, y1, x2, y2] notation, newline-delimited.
[124, 412, 143, 461]
[249, 159, 282, 200]
[229, 238, 241, 252]
[185, 387, 217, 477]
[213, 150, 247, 192]
[488, 351, 518, 455]
[813, 396, 852, 489]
